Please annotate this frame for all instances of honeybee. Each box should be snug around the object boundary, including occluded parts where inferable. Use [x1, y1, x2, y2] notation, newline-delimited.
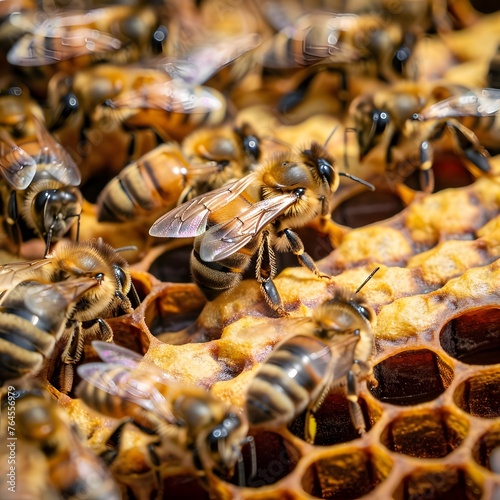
[7, 5, 161, 69]
[0, 385, 121, 499]
[0, 92, 82, 255]
[258, 11, 416, 81]
[150, 141, 372, 316]
[0, 278, 97, 387]
[46, 64, 174, 189]
[350, 82, 493, 192]
[245, 274, 377, 443]
[96, 123, 260, 224]
[76, 340, 252, 489]
[0, 238, 136, 392]
[98, 78, 229, 143]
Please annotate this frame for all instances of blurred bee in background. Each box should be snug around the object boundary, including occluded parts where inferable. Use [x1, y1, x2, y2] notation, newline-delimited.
[7, 4, 163, 70]
[0, 91, 82, 256]
[0, 278, 97, 387]
[256, 10, 418, 113]
[150, 140, 373, 316]
[245, 271, 377, 442]
[96, 122, 261, 225]
[350, 82, 493, 192]
[0, 238, 137, 393]
[0, 385, 121, 499]
[77, 341, 253, 492]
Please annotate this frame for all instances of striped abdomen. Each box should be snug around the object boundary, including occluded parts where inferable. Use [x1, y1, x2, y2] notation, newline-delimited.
[245, 335, 332, 427]
[76, 366, 156, 431]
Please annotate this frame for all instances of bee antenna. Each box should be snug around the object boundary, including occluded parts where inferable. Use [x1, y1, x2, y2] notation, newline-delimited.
[338, 172, 375, 191]
[355, 267, 380, 294]
[115, 245, 138, 253]
[323, 125, 338, 148]
[245, 435, 257, 480]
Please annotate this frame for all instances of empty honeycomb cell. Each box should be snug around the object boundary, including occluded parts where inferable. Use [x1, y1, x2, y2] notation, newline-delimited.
[393, 466, 482, 500]
[332, 189, 406, 228]
[471, 423, 500, 471]
[453, 370, 500, 418]
[380, 408, 469, 458]
[440, 307, 500, 365]
[369, 349, 454, 405]
[301, 446, 392, 499]
[159, 474, 209, 500]
[142, 283, 206, 339]
[288, 386, 382, 446]
[230, 431, 300, 488]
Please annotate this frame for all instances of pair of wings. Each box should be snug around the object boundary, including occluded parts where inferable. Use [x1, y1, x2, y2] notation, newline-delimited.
[417, 88, 500, 121]
[149, 173, 302, 262]
[0, 259, 97, 313]
[77, 341, 185, 425]
[104, 32, 261, 114]
[0, 114, 80, 190]
[7, 8, 123, 66]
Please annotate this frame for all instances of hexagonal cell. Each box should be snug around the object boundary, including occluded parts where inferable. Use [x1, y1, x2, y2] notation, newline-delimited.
[289, 386, 382, 446]
[471, 423, 500, 472]
[143, 283, 206, 341]
[228, 430, 300, 488]
[454, 370, 500, 418]
[369, 349, 454, 406]
[380, 408, 469, 459]
[440, 308, 500, 365]
[393, 466, 482, 500]
[302, 446, 392, 499]
[332, 189, 405, 228]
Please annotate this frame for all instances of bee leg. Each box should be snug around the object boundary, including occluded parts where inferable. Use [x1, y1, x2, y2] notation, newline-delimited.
[5, 191, 21, 255]
[255, 230, 287, 316]
[446, 120, 492, 174]
[346, 369, 366, 435]
[419, 140, 435, 193]
[304, 374, 335, 444]
[282, 228, 329, 279]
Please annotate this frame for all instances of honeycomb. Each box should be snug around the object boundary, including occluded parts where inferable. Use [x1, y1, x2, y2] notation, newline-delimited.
[0, 1, 499, 500]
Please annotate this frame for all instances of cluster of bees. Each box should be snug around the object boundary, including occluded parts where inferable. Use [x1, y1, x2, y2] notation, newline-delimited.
[0, 0, 498, 498]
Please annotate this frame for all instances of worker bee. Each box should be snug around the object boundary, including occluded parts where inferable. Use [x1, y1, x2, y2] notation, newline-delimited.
[150, 141, 373, 316]
[0, 385, 121, 499]
[7, 4, 161, 69]
[0, 92, 82, 255]
[245, 272, 377, 443]
[0, 238, 136, 392]
[0, 278, 97, 387]
[76, 340, 253, 489]
[98, 78, 229, 143]
[350, 82, 493, 192]
[96, 123, 261, 224]
[258, 11, 416, 80]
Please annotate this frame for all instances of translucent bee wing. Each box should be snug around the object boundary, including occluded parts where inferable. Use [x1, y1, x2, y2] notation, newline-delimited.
[149, 173, 257, 238]
[418, 88, 500, 120]
[92, 340, 143, 367]
[109, 80, 224, 113]
[199, 192, 298, 262]
[0, 259, 50, 303]
[23, 278, 97, 317]
[32, 116, 81, 186]
[159, 33, 261, 85]
[77, 362, 175, 422]
[0, 129, 37, 190]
